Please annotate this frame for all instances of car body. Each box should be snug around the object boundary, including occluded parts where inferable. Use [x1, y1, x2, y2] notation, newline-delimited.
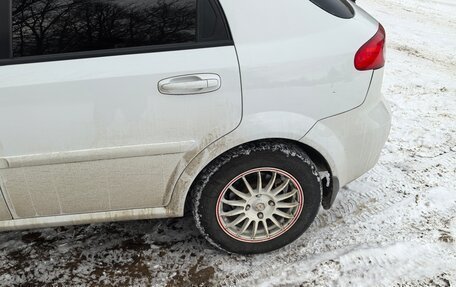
[0, 0, 390, 252]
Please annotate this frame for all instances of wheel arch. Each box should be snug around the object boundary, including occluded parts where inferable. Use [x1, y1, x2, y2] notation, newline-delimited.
[167, 137, 334, 216]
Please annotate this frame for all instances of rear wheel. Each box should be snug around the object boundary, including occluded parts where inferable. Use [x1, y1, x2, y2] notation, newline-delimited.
[192, 141, 322, 254]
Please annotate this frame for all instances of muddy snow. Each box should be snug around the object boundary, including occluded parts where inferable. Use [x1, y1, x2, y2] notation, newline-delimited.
[1, 0, 455, 286]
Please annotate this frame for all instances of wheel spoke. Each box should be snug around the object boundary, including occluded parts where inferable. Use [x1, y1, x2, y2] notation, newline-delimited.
[271, 179, 290, 196]
[275, 188, 298, 201]
[242, 176, 255, 195]
[220, 208, 245, 217]
[227, 214, 247, 228]
[257, 171, 262, 192]
[264, 172, 277, 193]
[274, 209, 294, 219]
[276, 201, 299, 209]
[237, 218, 252, 235]
[221, 198, 245, 207]
[229, 186, 250, 201]
[262, 220, 270, 238]
[270, 216, 282, 229]
[251, 221, 259, 239]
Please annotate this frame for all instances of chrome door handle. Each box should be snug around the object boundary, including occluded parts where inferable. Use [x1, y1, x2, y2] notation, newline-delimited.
[158, 74, 221, 95]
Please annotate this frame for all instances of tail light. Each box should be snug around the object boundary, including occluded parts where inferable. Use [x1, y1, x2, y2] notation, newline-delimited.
[354, 24, 386, 71]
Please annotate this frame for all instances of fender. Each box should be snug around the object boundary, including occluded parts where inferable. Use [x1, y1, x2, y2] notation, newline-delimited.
[164, 111, 316, 215]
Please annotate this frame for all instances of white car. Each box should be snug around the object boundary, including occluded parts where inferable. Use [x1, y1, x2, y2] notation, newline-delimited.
[0, 0, 391, 253]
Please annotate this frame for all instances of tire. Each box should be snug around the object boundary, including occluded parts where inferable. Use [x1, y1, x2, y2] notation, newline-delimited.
[191, 140, 322, 254]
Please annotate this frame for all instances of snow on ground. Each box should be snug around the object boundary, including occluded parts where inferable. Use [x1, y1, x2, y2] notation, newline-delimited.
[0, 0, 455, 286]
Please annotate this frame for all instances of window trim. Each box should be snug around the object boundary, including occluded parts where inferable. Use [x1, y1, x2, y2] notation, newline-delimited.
[0, 40, 233, 66]
[0, 0, 233, 67]
[308, 0, 355, 19]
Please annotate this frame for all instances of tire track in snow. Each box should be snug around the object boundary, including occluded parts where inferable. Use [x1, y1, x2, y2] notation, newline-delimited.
[336, 242, 456, 287]
[313, 183, 408, 229]
[218, 183, 456, 286]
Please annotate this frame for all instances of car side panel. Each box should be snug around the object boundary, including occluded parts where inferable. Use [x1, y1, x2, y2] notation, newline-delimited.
[167, 1, 384, 214]
[219, 0, 379, 121]
[0, 46, 242, 218]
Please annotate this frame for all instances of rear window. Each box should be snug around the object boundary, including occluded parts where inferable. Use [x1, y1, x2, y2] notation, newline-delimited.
[309, 0, 355, 19]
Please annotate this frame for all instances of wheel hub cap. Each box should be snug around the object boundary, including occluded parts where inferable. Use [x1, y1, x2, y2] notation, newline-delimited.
[254, 202, 265, 212]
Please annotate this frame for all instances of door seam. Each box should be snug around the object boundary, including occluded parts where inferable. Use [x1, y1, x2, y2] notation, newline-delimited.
[0, 174, 16, 219]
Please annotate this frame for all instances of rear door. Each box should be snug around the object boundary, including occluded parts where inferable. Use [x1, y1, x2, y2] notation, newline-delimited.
[0, 0, 241, 219]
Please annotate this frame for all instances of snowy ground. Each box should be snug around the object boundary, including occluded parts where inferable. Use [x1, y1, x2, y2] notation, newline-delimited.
[1, 0, 455, 286]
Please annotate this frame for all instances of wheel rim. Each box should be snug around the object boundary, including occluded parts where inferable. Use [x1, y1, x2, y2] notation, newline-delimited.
[216, 167, 304, 243]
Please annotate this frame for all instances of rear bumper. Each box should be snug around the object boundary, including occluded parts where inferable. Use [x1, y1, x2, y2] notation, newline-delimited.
[301, 69, 391, 206]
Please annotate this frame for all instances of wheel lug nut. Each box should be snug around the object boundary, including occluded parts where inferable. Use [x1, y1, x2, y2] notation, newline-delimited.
[256, 194, 261, 198]
[245, 205, 251, 211]
[258, 212, 264, 219]
[268, 200, 275, 206]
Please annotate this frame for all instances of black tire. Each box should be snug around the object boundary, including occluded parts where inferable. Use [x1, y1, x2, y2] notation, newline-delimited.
[191, 140, 322, 254]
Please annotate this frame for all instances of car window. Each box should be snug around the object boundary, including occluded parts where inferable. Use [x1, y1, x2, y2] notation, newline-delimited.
[198, 0, 229, 42]
[11, 0, 198, 58]
[0, 0, 12, 59]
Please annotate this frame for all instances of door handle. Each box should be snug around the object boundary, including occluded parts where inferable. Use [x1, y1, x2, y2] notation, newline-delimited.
[158, 74, 221, 95]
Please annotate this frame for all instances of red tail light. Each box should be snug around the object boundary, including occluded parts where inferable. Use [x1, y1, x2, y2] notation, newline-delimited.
[355, 24, 386, 71]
